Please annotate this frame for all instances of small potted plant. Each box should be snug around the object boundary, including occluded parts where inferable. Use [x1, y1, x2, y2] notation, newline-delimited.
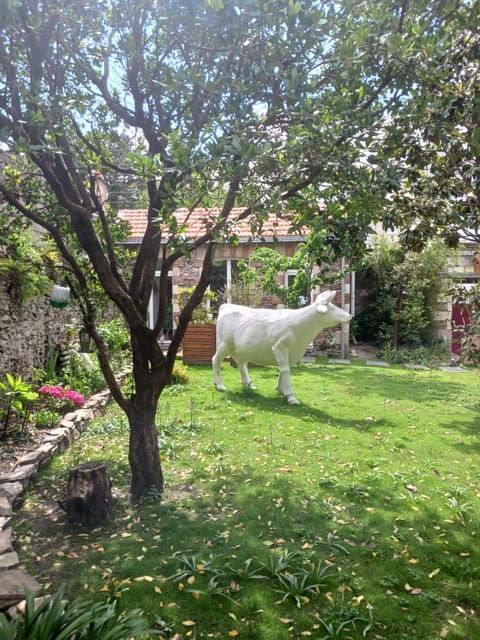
[175, 286, 217, 365]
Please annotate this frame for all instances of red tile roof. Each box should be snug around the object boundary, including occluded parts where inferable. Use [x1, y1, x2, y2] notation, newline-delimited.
[119, 207, 305, 242]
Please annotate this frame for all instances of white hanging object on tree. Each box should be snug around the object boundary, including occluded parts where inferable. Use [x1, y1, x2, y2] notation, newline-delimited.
[49, 284, 70, 309]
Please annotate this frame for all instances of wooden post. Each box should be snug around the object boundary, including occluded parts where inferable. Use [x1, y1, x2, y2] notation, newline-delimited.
[59, 461, 113, 525]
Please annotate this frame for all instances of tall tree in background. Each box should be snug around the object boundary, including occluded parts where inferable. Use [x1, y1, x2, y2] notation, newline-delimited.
[0, 0, 475, 500]
[382, 18, 480, 248]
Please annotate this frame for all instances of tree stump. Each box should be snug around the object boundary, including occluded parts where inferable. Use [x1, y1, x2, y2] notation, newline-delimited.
[59, 461, 113, 525]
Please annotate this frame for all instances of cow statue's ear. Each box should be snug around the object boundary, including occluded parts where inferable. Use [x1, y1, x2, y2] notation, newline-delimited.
[315, 290, 336, 305]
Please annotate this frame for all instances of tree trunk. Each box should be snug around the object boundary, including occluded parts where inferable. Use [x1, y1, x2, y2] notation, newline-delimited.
[128, 410, 164, 502]
[393, 284, 404, 350]
[60, 461, 113, 525]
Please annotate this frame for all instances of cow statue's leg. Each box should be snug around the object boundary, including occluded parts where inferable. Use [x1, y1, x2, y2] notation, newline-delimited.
[237, 360, 256, 390]
[272, 345, 299, 404]
[212, 347, 228, 391]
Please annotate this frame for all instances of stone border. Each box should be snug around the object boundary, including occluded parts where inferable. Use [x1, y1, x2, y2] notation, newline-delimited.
[0, 389, 112, 612]
[328, 358, 469, 372]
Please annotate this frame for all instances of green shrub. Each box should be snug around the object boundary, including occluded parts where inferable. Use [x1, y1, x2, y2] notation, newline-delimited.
[170, 363, 189, 385]
[355, 236, 451, 348]
[62, 352, 105, 397]
[0, 224, 50, 307]
[0, 374, 38, 437]
[377, 341, 449, 365]
[33, 409, 61, 430]
[0, 585, 150, 640]
[175, 286, 216, 323]
[98, 317, 131, 365]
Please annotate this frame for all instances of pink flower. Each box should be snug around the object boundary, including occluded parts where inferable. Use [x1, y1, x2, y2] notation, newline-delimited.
[38, 385, 65, 399]
[38, 385, 85, 406]
[64, 390, 85, 406]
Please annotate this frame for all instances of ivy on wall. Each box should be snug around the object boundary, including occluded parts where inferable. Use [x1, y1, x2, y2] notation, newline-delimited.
[0, 215, 50, 307]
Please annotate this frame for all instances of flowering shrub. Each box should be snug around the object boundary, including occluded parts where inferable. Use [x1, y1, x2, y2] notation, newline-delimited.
[38, 385, 64, 400]
[38, 385, 85, 408]
[64, 390, 85, 406]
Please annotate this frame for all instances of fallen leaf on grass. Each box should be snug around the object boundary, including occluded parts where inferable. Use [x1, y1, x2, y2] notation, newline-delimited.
[405, 583, 422, 595]
[135, 575, 154, 582]
[428, 568, 441, 578]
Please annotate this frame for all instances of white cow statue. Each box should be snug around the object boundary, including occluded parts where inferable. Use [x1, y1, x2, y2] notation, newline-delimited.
[212, 290, 351, 404]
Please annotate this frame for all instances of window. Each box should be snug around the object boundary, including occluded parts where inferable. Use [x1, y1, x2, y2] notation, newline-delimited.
[210, 259, 240, 308]
[284, 269, 309, 307]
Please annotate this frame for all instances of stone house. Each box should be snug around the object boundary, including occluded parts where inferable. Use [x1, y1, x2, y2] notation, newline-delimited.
[437, 241, 480, 354]
[119, 208, 352, 353]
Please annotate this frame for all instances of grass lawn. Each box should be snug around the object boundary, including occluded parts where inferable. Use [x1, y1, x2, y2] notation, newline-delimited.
[13, 359, 480, 640]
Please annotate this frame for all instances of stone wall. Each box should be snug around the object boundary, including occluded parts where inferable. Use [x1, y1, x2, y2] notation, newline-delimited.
[0, 279, 75, 380]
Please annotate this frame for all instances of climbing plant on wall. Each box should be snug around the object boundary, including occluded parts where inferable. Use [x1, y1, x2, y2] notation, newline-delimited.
[0, 215, 50, 306]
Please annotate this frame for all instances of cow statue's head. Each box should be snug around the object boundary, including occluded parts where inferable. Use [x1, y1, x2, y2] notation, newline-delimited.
[314, 290, 352, 323]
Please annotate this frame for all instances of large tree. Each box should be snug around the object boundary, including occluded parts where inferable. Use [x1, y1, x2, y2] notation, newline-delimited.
[381, 17, 480, 249]
[0, 0, 474, 500]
